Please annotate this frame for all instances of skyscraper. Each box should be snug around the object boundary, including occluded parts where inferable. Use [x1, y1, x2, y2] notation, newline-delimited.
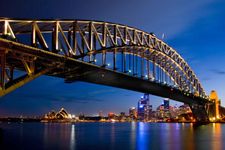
[163, 98, 170, 118]
[129, 107, 137, 120]
[164, 98, 169, 110]
[137, 94, 152, 121]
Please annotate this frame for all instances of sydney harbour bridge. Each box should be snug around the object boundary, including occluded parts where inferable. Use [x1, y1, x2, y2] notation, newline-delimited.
[0, 18, 224, 122]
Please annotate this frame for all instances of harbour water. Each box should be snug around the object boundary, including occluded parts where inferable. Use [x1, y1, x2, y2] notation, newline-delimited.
[0, 122, 224, 150]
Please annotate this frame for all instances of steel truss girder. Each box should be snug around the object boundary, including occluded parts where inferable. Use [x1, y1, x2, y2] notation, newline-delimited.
[88, 46, 193, 92]
[0, 68, 48, 97]
[0, 18, 206, 97]
[0, 48, 49, 97]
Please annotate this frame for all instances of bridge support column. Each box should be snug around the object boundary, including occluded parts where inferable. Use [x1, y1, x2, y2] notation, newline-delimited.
[0, 49, 7, 90]
[189, 103, 209, 122]
[209, 90, 220, 121]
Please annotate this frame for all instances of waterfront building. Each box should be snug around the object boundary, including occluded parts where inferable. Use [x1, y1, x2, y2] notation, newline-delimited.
[155, 99, 171, 119]
[56, 108, 70, 119]
[164, 98, 169, 110]
[156, 104, 164, 119]
[169, 106, 179, 118]
[108, 112, 117, 120]
[178, 104, 192, 115]
[129, 107, 137, 120]
[120, 112, 126, 117]
[163, 98, 170, 118]
[119, 112, 126, 121]
[137, 94, 152, 121]
[43, 108, 71, 120]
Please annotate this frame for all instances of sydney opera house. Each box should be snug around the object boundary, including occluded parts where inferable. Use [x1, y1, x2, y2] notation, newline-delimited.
[42, 108, 75, 122]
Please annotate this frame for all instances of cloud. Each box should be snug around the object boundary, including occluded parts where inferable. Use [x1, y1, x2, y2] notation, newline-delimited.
[7, 86, 107, 104]
[211, 69, 225, 75]
[201, 77, 211, 81]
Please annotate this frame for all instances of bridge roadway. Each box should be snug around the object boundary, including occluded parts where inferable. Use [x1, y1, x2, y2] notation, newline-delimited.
[0, 38, 210, 122]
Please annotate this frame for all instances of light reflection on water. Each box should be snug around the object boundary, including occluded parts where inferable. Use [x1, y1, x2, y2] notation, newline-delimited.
[130, 121, 136, 150]
[70, 124, 75, 150]
[137, 122, 147, 150]
[212, 123, 222, 150]
[0, 122, 224, 150]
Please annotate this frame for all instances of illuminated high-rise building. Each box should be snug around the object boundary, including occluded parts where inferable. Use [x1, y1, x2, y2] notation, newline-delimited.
[129, 107, 137, 120]
[164, 98, 169, 110]
[137, 94, 152, 121]
[120, 112, 126, 117]
[163, 98, 170, 118]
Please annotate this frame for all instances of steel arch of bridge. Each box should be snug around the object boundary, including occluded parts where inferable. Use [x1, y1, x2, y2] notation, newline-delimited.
[0, 18, 206, 98]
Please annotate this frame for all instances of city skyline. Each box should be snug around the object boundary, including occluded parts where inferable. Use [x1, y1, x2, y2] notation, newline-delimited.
[15, 95, 188, 119]
[0, 0, 225, 117]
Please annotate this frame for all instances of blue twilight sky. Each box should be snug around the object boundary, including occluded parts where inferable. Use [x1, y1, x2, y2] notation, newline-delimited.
[0, 0, 225, 116]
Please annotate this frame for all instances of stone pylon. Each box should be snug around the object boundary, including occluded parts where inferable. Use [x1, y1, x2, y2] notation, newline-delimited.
[209, 90, 220, 119]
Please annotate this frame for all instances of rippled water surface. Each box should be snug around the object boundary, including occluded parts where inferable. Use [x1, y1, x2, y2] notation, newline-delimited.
[0, 122, 225, 150]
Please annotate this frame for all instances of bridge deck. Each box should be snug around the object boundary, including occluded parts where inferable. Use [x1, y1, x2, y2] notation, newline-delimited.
[0, 38, 209, 106]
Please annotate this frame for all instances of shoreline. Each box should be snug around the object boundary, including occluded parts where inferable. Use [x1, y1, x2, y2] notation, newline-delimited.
[0, 119, 223, 124]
